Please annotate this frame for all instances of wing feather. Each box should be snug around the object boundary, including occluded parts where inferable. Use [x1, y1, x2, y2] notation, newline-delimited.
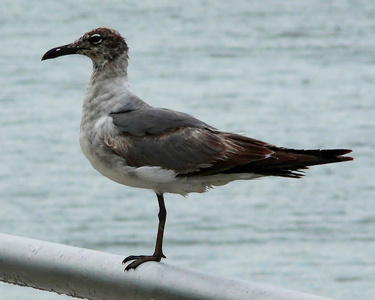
[107, 107, 352, 177]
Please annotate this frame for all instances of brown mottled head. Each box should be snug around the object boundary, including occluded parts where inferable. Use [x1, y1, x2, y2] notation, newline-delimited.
[41, 28, 129, 65]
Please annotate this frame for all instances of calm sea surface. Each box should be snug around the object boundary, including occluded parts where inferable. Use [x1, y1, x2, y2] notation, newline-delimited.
[1, 1, 374, 299]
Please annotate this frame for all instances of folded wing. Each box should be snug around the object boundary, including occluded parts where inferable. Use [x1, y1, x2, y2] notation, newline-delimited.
[108, 107, 353, 177]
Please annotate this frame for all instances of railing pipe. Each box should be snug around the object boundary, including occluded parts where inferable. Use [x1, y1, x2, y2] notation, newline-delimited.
[0, 233, 335, 300]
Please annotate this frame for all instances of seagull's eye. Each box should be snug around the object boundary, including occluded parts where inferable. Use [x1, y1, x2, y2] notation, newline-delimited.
[89, 34, 103, 45]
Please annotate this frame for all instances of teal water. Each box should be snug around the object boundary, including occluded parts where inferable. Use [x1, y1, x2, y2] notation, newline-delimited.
[0, 1, 374, 299]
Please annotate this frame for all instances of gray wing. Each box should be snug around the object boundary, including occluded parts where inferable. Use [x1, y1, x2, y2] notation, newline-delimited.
[106, 107, 271, 174]
[108, 107, 223, 173]
[110, 107, 215, 136]
[108, 106, 352, 176]
[107, 127, 230, 173]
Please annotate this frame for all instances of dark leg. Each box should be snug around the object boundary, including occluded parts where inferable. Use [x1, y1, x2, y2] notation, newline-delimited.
[122, 193, 167, 271]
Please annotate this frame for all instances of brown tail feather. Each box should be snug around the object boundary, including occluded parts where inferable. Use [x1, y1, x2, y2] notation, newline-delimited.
[223, 148, 353, 178]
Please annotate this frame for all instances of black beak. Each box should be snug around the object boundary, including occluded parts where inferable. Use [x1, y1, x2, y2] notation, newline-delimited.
[41, 43, 79, 61]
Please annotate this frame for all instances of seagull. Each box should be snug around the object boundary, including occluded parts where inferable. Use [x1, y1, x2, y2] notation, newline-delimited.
[42, 27, 353, 271]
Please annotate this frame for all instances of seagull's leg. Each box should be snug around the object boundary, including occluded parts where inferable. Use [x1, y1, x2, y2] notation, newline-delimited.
[123, 193, 167, 271]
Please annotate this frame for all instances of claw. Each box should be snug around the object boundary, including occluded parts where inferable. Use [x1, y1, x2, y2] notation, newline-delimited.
[122, 255, 146, 264]
[122, 254, 166, 271]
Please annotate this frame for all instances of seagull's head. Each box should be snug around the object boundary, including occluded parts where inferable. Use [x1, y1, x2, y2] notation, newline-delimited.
[41, 27, 129, 66]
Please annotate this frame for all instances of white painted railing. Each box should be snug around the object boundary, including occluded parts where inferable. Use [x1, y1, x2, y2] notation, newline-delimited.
[0, 233, 335, 300]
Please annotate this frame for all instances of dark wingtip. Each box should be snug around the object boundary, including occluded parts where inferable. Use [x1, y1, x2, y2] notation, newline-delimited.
[336, 149, 353, 156]
[327, 149, 353, 162]
[283, 148, 353, 162]
[243, 147, 353, 178]
[337, 154, 353, 162]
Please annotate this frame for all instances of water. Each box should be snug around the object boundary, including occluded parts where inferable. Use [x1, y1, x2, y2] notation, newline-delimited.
[0, 0, 374, 299]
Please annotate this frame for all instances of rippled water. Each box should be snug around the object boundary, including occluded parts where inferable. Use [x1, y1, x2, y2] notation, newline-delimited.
[1, 1, 374, 299]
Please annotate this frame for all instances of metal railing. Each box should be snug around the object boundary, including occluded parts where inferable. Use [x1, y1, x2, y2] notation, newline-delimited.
[0, 233, 335, 300]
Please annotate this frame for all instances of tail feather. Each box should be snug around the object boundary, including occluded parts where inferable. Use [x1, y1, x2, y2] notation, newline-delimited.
[179, 131, 353, 178]
[223, 148, 353, 178]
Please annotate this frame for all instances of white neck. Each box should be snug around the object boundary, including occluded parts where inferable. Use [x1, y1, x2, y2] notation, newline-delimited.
[81, 53, 131, 125]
